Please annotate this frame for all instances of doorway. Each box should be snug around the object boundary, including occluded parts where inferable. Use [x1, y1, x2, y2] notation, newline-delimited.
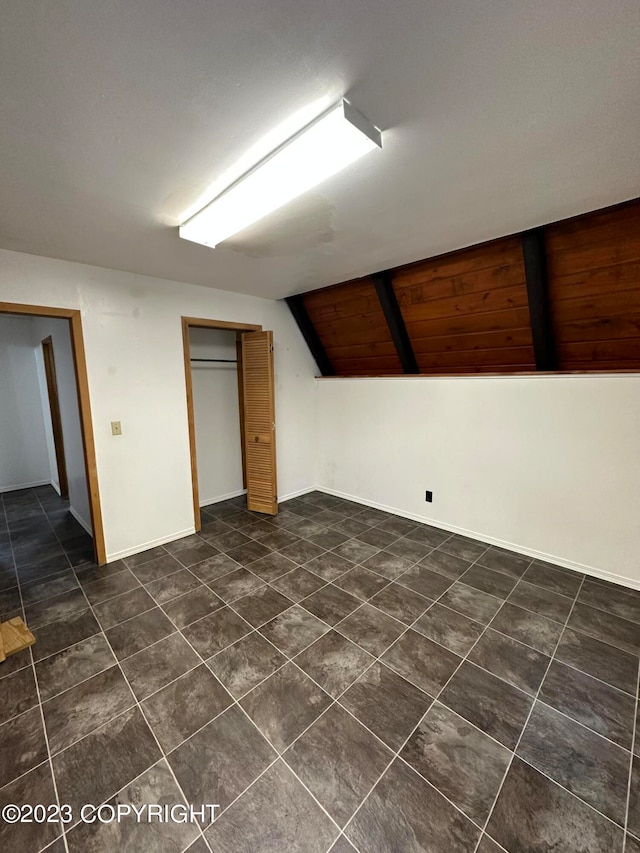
[181, 317, 278, 531]
[0, 301, 106, 564]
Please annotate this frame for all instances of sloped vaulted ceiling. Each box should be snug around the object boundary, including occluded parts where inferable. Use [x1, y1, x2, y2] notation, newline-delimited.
[288, 198, 640, 375]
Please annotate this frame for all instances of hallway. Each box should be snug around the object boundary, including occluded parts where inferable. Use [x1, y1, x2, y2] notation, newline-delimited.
[1, 486, 93, 605]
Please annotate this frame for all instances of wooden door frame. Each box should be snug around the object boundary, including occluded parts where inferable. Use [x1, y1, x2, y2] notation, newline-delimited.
[41, 336, 69, 499]
[182, 316, 262, 531]
[0, 302, 107, 564]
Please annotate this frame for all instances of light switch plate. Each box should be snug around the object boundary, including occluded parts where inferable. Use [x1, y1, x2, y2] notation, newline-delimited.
[111, 421, 122, 436]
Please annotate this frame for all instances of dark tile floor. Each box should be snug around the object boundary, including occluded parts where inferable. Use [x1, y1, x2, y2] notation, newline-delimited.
[1, 486, 639, 852]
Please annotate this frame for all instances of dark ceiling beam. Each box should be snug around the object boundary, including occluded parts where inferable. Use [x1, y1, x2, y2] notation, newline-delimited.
[522, 228, 557, 371]
[372, 272, 419, 374]
[285, 295, 335, 376]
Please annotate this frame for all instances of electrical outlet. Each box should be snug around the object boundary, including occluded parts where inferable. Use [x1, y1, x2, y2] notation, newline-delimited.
[111, 421, 122, 436]
[425, 490, 433, 502]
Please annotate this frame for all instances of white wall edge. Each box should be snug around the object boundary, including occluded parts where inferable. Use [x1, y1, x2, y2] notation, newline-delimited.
[0, 479, 51, 493]
[200, 489, 247, 507]
[107, 527, 196, 564]
[69, 506, 93, 536]
[279, 486, 317, 503]
[318, 486, 640, 592]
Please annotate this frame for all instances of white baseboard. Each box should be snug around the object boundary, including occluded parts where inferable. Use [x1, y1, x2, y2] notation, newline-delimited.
[0, 479, 51, 493]
[318, 486, 640, 592]
[199, 486, 316, 510]
[106, 527, 196, 564]
[279, 486, 318, 503]
[200, 486, 317, 508]
[200, 489, 246, 507]
[70, 506, 93, 536]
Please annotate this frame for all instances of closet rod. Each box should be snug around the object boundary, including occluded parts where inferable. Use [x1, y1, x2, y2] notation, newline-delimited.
[191, 358, 238, 363]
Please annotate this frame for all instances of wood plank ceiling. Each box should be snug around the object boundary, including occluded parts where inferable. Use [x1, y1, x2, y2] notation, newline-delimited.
[287, 197, 640, 376]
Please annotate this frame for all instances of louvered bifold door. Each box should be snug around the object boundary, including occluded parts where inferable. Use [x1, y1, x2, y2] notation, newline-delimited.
[241, 331, 278, 514]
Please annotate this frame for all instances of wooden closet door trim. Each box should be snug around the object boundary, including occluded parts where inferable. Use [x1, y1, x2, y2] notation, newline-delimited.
[242, 330, 278, 515]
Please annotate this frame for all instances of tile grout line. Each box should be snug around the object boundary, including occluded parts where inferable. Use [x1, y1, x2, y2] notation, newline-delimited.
[0, 756, 55, 797]
[10, 561, 630, 845]
[141, 496, 640, 841]
[5, 490, 635, 852]
[180, 496, 638, 849]
[15, 543, 636, 692]
[416, 694, 633, 830]
[249, 521, 597, 639]
[6, 503, 628, 701]
[563, 594, 640, 630]
[125, 521, 369, 837]
[15, 489, 72, 853]
[15, 493, 634, 654]
[204, 625, 396, 849]
[622, 658, 640, 851]
[60, 580, 215, 851]
[297, 537, 523, 689]
[469, 573, 589, 853]
[26, 628, 105, 667]
[285, 546, 534, 844]
[38, 641, 200, 719]
[32, 490, 215, 853]
[16, 530, 347, 699]
[518, 693, 633, 756]
[140, 578, 347, 848]
[145, 543, 485, 847]
[408, 595, 639, 695]
[301, 493, 633, 600]
[28, 598, 633, 805]
[3, 494, 528, 847]
[146, 572, 354, 839]
[333, 560, 534, 846]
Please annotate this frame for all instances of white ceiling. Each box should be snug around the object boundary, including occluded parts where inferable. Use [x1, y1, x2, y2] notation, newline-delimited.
[1, 1, 639, 300]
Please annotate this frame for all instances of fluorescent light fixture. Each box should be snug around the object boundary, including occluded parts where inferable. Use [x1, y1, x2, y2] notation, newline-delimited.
[179, 100, 382, 248]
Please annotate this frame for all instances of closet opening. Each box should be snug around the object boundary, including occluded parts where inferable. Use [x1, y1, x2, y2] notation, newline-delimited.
[181, 317, 278, 531]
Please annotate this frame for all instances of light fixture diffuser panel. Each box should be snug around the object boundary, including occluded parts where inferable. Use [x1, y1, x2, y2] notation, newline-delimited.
[179, 100, 381, 248]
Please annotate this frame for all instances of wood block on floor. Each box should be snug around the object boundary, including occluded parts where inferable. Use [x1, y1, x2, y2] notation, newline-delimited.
[0, 617, 35, 661]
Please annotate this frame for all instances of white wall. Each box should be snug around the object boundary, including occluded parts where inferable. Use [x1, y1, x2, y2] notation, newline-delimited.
[32, 317, 92, 531]
[0, 248, 318, 561]
[0, 315, 51, 491]
[316, 376, 640, 588]
[189, 327, 244, 505]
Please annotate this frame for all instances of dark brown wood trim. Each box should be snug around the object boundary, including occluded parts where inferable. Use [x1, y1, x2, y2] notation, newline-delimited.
[67, 312, 107, 564]
[0, 302, 79, 319]
[521, 229, 557, 371]
[181, 318, 201, 531]
[0, 302, 106, 564]
[372, 272, 420, 374]
[182, 317, 261, 332]
[41, 337, 69, 499]
[285, 295, 335, 376]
